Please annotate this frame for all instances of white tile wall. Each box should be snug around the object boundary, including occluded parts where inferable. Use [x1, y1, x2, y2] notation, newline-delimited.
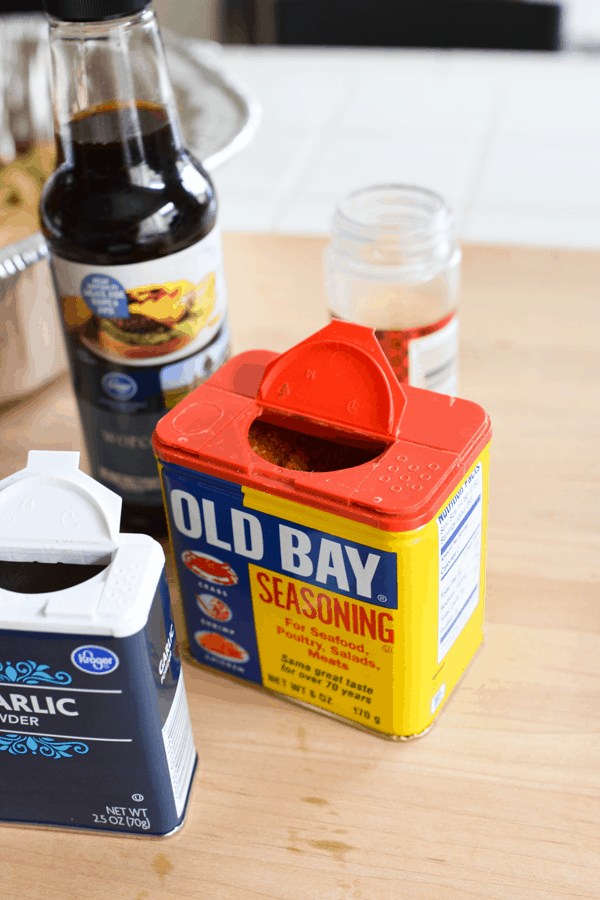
[563, 0, 600, 48]
[460, 208, 600, 248]
[475, 141, 600, 210]
[496, 73, 600, 145]
[335, 73, 498, 139]
[278, 134, 482, 228]
[211, 46, 600, 249]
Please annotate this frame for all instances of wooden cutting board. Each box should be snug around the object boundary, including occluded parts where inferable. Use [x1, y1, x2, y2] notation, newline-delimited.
[1, 235, 598, 900]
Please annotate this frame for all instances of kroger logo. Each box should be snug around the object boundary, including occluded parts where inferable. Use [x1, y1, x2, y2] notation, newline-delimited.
[71, 645, 119, 675]
[101, 372, 138, 401]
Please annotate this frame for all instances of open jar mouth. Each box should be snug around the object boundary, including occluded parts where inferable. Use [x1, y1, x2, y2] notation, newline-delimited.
[0, 559, 110, 593]
[332, 184, 456, 270]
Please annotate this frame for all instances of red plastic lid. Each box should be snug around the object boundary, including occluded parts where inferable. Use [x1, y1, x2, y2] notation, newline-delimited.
[257, 319, 406, 440]
[153, 322, 491, 531]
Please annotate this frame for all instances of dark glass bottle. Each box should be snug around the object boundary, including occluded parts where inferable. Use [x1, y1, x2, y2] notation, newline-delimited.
[40, 0, 230, 538]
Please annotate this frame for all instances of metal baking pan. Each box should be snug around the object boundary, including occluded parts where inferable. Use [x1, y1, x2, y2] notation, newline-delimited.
[0, 232, 66, 404]
[0, 16, 260, 404]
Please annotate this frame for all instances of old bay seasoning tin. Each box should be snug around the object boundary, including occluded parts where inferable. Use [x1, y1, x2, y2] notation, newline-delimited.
[0, 451, 196, 835]
[154, 320, 492, 739]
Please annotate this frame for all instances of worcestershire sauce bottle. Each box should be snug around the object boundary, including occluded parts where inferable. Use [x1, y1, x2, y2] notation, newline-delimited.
[40, 0, 230, 537]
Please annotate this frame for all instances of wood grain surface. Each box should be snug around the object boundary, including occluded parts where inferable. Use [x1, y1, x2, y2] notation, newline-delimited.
[1, 235, 599, 900]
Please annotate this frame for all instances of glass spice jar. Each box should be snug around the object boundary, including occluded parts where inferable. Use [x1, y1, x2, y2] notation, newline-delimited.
[325, 184, 461, 395]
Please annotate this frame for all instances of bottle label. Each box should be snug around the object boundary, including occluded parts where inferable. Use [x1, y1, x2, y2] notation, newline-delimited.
[49, 229, 230, 507]
[375, 312, 458, 395]
[73, 324, 230, 506]
[51, 228, 227, 365]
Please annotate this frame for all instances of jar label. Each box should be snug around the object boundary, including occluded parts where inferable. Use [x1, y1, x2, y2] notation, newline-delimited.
[51, 227, 227, 365]
[375, 312, 458, 395]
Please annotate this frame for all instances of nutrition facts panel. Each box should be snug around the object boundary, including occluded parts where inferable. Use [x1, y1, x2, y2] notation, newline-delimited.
[437, 462, 483, 663]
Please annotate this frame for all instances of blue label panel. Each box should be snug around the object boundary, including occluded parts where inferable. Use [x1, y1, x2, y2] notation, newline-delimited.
[163, 467, 264, 685]
[0, 572, 193, 836]
[160, 462, 398, 684]
[81, 274, 129, 318]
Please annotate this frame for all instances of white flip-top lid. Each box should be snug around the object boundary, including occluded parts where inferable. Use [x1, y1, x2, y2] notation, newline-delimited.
[0, 451, 166, 638]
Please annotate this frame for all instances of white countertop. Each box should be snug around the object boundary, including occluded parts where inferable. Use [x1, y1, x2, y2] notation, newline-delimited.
[211, 46, 600, 249]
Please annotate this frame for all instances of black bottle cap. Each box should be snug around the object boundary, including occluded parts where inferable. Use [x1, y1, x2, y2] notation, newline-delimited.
[42, 0, 150, 22]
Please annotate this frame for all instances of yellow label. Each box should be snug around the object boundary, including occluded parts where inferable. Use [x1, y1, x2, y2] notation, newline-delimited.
[249, 565, 396, 733]
[161, 443, 490, 739]
[242, 444, 490, 737]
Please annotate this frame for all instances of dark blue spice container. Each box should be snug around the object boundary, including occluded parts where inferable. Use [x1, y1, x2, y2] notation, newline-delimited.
[0, 451, 197, 836]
